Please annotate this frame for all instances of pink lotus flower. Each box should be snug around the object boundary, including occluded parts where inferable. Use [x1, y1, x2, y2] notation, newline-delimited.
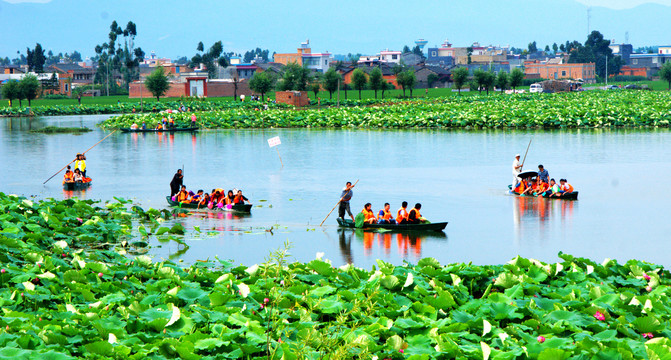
[643, 273, 651, 280]
[98, 272, 103, 278]
[77, 218, 83, 223]
[642, 332, 654, 339]
[264, 298, 270, 304]
[1, 269, 5, 274]
[280, 280, 285, 286]
[594, 311, 606, 321]
[537, 335, 545, 343]
[399, 349, 404, 353]
[646, 286, 652, 292]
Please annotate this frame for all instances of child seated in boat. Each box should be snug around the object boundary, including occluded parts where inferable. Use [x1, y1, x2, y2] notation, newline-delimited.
[63, 166, 74, 183]
[535, 179, 549, 196]
[512, 178, 527, 194]
[225, 190, 235, 205]
[556, 179, 575, 197]
[377, 203, 396, 224]
[362, 203, 377, 224]
[73, 169, 84, 182]
[521, 179, 537, 196]
[156, 123, 163, 130]
[176, 185, 189, 202]
[233, 190, 249, 204]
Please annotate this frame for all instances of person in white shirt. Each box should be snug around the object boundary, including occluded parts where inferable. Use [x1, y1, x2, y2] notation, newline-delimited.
[512, 154, 522, 187]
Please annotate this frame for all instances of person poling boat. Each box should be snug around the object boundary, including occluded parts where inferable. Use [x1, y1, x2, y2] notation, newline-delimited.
[74, 153, 87, 177]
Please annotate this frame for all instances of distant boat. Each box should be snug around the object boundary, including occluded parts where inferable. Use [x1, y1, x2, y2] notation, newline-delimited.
[120, 127, 199, 133]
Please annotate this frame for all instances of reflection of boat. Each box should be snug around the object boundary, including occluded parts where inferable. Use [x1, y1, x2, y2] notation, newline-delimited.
[337, 218, 447, 232]
[120, 127, 199, 133]
[508, 185, 579, 200]
[63, 181, 91, 190]
[165, 196, 252, 213]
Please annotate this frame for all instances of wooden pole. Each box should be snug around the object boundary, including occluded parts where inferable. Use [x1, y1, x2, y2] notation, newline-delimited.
[275, 147, 283, 168]
[43, 129, 117, 184]
[319, 179, 359, 226]
[520, 138, 532, 170]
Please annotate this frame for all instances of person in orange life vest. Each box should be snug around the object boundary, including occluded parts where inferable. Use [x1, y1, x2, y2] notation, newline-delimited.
[521, 179, 537, 196]
[168, 116, 175, 129]
[198, 192, 211, 207]
[189, 190, 204, 203]
[377, 203, 396, 224]
[396, 201, 409, 224]
[225, 190, 235, 205]
[407, 203, 425, 224]
[63, 166, 74, 183]
[362, 203, 377, 224]
[156, 123, 163, 130]
[233, 190, 249, 204]
[512, 178, 526, 194]
[559, 179, 574, 196]
[177, 185, 189, 202]
[535, 179, 549, 196]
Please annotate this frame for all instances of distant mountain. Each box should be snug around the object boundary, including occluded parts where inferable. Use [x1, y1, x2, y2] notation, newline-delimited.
[0, 0, 669, 59]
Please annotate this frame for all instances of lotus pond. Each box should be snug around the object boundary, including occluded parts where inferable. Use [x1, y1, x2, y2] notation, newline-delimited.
[100, 91, 671, 130]
[1, 193, 671, 359]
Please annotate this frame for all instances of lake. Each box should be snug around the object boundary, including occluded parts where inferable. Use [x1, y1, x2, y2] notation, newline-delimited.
[2, 114, 671, 268]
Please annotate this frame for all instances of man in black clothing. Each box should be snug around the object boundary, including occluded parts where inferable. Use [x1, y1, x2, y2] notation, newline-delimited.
[170, 169, 183, 196]
[338, 181, 355, 221]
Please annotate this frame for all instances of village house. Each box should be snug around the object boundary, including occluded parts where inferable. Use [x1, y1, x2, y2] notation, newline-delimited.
[524, 60, 596, 81]
[273, 40, 333, 72]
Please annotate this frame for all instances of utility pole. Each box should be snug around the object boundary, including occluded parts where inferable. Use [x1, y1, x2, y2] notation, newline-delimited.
[605, 55, 608, 86]
[106, 60, 110, 97]
[587, 7, 591, 36]
[337, 78, 340, 107]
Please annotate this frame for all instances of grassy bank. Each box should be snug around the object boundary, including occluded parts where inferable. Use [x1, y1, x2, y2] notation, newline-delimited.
[28, 126, 92, 134]
[0, 192, 669, 359]
[102, 90, 671, 130]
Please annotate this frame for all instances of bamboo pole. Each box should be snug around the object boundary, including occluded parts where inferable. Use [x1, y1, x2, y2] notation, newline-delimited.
[520, 138, 532, 170]
[43, 130, 118, 184]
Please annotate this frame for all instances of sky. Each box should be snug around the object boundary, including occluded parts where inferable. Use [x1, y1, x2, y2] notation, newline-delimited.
[1, 0, 670, 60]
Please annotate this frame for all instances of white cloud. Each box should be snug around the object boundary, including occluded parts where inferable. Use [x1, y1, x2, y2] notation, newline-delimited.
[575, 0, 671, 9]
[158, 34, 170, 41]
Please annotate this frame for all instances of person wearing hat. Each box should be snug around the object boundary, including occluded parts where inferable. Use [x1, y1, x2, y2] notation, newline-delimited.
[512, 154, 522, 187]
[74, 153, 87, 178]
[537, 164, 549, 183]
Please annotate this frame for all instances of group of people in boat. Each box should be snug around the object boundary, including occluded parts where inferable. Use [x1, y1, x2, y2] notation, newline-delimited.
[130, 113, 197, 131]
[172, 186, 249, 208]
[361, 201, 427, 225]
[512, 155, 575, 197]
[63, 153, 91, 184]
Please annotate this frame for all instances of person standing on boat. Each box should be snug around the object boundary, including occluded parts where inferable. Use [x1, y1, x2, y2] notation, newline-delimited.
[169, 169, 183, 197]
[512, 154, 522, 187]
[338, 181, 355, 222]
[537, 165, 549, 183]
[74, 153, 87, 177]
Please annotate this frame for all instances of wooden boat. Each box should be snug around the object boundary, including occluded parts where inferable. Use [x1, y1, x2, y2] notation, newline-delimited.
[337, 218, 447, 232]
[120, 127, 199, 133]
[63, 181, 91, 191]
[507, 185, 579, 200]
[165, 196, 252, 213]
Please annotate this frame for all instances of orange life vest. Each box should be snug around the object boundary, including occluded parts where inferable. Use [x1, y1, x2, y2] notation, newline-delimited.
[562, 183, 574, 193]
[396, 208, 408, 223]
[408, 208, 421, 222]
[378, 209, 392, 221]
[234, 194, 244, 204]
[362, 208, 376, 221]
[536, 182, 549, 193]
[177, 191, 189, 202]
[513, 181, 525, 194]
[64, 171, 74, 182]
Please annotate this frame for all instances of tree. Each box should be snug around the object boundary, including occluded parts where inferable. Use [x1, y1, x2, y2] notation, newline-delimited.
[427, 73, 439, 88]
[528, 41, 538, 53]
[496, 71, 509, 93]
[452, 67, 469, 95]
[412, 45, 424, 57]
[473, 69, 487, 94]
[368, 68, 384, 99]
[280, 62, 311, 91]
[145, 66, 170, 101]
[322, 68, 341, 99]
[402, 45, 411, 53]
[544, 45, 551, 53]
[190, 41, 227, 79]
[248, 71, 274, 101]
[310, 81, 321, 99]
[397, 70, 416, 97]
[1, 79, 20, 106]
[381, 81, 392, 99]
[351, 68, 367, 100]
[552, 43, 559, 53]
[559, 44, 566, 52]
[659, 62, 671, 90]
[19, 74, 40, 106]
[483, 71, 496, 95]
[197, 41, 204, 52]
[466, 47, 473, 64]
[509, 68, 525, 89]
[568, 31, 621, 81]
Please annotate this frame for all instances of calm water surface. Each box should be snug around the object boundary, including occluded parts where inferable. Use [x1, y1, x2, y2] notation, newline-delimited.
[2, 115, 670, 268]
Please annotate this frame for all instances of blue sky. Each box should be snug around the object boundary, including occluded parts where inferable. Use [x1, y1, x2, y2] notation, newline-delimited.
[1, 0, 669, 59]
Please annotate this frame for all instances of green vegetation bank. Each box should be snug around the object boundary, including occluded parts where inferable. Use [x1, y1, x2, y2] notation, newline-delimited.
[0, 193, 670, 359]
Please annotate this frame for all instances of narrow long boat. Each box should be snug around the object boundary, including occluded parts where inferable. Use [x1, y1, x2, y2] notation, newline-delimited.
[165, 196, 252, 213]
[63, 181, 91, 191]
[507, 185, 579, 200]
[337, 218, 447, 232]
[120, 127, 199, 133]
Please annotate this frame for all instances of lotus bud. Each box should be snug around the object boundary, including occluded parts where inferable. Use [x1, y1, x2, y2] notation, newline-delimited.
[643, 273, 651, 280]
[537, 335, 545, 343]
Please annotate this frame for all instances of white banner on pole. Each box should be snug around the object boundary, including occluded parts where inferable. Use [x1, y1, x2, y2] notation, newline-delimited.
[267, 136, 281, 148]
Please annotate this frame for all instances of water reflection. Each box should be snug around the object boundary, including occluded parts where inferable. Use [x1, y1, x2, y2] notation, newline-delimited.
[338, 229, 447, 263]
[63, 188, 89, 200]
[512, 196, 577, 245]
